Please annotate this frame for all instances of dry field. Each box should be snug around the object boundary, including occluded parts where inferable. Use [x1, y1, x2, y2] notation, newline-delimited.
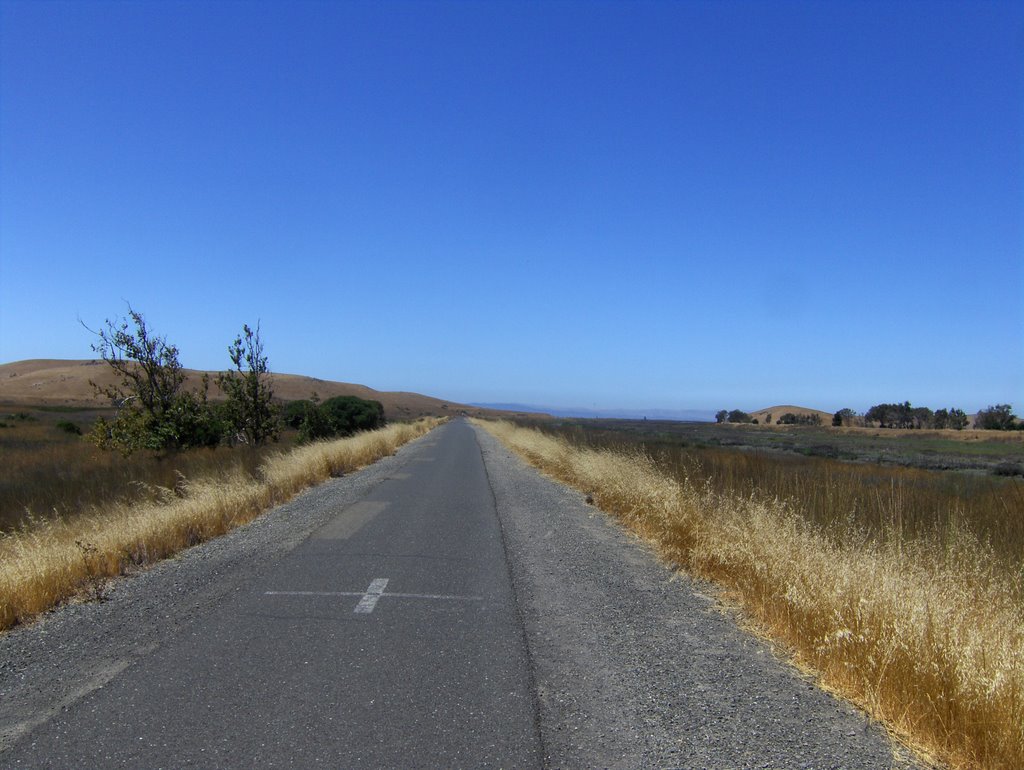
[0, 406, 279, 532]
[534, 415, 1024, 476]
[0, 419, 441, 632]
[477, 419, 1024, 770]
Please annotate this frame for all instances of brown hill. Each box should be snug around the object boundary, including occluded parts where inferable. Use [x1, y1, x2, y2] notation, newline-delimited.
[0, 359, 544, 422]
[750, 405, 834, 426]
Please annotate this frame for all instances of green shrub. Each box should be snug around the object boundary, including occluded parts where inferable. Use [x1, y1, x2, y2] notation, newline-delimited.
[297, 396, 385, 443]
[56, 420, 82, 435]
[321, 396, 385, 435]
[283, 400, 313, 429]
[993, 461, 1024, 477]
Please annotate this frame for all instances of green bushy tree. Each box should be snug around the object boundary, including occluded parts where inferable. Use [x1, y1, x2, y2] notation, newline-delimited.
[217, 323, 279, 446]
[321, 396, 385, 435]
[87, 307, 221, 454]
[932, 408, 969, 430]
[297, 394, 333, 442]
[975, 404, 1018, 431]
[833, 408, 857, 427]
[948, 408, 969, 430]
[295, 395, 385, 443]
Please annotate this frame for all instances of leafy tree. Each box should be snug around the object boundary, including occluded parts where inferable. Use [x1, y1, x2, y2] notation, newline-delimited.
[715, 410, 729, 424]
[912, 407, 934, 429]
[933, 408, 969, 430]
[165, 379, 227, 449]
[320, 396, 385, 435]
[865, 401, 918, 429]
[89, 306, 186, 427]
[218, 323, 279, 446]
[833, 408, 856, 427]
[948, 408, 969, 430]
[975, 404, 1018, 431]
[295, 395, 385, 443]
[727, 409, 753, 424]
[87, 307, 220, 453]
[298, 395, 334, 442]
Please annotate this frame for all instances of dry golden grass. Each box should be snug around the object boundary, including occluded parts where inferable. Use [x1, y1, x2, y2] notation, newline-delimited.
[0, 414, 282, 532]
[0, 419, 441, 632]
[477, 419, 1024, 770]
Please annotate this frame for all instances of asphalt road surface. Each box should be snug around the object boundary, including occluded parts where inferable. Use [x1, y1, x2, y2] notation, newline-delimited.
[0, 419, 920, 768]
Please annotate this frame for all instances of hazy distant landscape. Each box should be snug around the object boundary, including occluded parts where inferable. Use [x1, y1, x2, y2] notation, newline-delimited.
[471, 402, 718, 421]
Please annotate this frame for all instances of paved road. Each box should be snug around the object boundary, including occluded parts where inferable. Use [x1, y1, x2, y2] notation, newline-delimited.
[0, 419, 919, 768]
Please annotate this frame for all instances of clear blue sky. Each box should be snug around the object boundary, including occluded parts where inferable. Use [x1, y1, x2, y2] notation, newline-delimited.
[1, 0, 1021, 414]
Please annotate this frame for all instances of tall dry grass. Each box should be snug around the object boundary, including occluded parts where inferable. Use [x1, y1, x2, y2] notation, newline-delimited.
[478, 419, 1024, 770]
[0, 414, 279, 532]
[0, 419, 440, 632]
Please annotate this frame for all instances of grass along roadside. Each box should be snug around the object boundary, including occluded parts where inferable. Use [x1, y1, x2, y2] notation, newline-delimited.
[476, 419, 1024, 770]
[0, 419, 441, 632]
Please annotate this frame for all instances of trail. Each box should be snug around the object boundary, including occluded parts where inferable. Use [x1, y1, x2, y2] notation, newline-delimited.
[0, 419, 918, 768]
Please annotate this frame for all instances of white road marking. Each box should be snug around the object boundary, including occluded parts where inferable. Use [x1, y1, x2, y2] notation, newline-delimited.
[264, 591, 367, 597]
[381, 591, 483, 601]
[265, 590, 482, 601]
[263, 581, 484, 614]
[354, 578, 389, 613]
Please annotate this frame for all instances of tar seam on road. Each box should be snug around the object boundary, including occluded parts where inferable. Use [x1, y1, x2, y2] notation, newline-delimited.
[472, 424, 550, 768]
[0, 658, 132, 752]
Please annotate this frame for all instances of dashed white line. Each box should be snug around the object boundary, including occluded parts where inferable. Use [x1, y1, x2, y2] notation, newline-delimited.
[354, 578, 389, 614]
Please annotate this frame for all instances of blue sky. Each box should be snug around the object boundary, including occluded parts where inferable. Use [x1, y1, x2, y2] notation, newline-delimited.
[1, 0, 1021, 414]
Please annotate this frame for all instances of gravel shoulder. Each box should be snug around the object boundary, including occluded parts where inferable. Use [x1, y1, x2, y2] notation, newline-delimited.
[474, 423, 924, 770]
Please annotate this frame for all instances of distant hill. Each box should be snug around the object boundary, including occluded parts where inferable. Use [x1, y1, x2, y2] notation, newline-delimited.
[750, 405, 835, 425]
[0, 359, 545, 422]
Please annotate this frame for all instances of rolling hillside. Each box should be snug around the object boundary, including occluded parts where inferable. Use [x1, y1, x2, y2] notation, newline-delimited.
[749, 405, 834, 425]
[0, 359, 543, 422]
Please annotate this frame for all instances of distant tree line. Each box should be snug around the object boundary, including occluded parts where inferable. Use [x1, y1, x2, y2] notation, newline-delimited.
[777, 412, 822, 426]
[715, 409, 754, 424]
[86, 306, 384, 455]
[831, 402, 1018, 431]
[715, 409, 821, 426]
[714, 401, 1019, 431]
